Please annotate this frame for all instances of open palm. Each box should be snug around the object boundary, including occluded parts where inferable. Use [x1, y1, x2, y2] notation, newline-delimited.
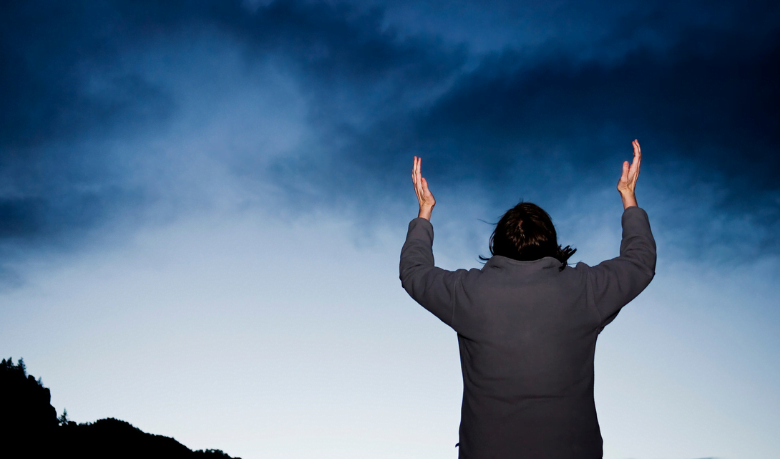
[617, 139, 641, 208]
[412, 156, 435, 220]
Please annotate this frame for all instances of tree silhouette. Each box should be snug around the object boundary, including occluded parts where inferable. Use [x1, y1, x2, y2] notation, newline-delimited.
[58, 409, 70, 426]
[0, 357, 58, 456]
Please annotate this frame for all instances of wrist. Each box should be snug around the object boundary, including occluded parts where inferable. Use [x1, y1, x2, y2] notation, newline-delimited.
[620, 192, 638, 209]
[418, 205, 433, 220]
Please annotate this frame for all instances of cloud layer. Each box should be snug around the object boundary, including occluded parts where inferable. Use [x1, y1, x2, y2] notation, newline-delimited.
[1, 0, 778, 271]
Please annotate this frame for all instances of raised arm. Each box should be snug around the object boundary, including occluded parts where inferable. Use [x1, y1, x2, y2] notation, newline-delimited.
[400, 218, 459, 327]
[401, 157, 461, 328]
[587, 207, 656, 329]
[588, 139, 656, 329]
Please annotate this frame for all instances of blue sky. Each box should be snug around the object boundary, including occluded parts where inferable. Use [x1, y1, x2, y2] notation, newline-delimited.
[1, 1, 779, 457]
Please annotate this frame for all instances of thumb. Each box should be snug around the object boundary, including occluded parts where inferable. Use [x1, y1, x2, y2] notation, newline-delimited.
[621, 161, 629, 181]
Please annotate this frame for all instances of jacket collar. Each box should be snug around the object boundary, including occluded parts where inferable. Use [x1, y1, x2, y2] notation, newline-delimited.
[484, 255, 561, 270]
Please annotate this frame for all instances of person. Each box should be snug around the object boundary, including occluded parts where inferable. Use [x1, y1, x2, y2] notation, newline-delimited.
[399, 140, 656, 458]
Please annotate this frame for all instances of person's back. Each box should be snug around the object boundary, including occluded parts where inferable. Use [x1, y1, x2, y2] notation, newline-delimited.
[400, 141, 656, 458]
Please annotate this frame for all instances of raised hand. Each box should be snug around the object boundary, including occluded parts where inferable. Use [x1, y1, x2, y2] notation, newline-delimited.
[617, 139, 641, 209]
[412, 156, 436, 220]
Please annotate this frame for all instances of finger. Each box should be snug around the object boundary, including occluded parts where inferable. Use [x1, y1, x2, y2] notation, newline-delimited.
[417, 157, 423, 189]
[629, 155, 638, 175]
[629, 141, 640, 177]
[633, 140, 641, 163]
[413, 157, 422, 191]
[414, 157, 424, 194]
[634, 146, 641, 176]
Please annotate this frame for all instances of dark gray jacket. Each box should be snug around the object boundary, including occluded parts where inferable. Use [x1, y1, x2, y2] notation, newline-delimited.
[399, 206, 656, 459]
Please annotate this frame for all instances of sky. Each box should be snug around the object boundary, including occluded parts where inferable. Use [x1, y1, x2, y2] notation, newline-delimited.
[1, 0, 779, 457]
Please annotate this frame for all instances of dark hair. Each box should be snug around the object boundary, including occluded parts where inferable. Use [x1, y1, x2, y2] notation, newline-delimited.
[480, 202, 576, 271]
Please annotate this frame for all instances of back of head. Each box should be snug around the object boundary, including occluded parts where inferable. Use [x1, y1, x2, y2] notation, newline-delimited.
[483, 202, 576, 270]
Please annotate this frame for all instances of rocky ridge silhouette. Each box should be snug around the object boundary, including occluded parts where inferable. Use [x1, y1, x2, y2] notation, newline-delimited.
[1, 358, 239, 458]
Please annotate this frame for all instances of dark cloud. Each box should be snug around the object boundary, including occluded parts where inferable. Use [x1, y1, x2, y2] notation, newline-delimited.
[415, 37, 780, 190]
[1, 0, 778, 274]
[0, 2, 173, 149]
[0, 0, 463, 255]
[260, 1, 780, 261]
[249, 6, 779, 267]
[0, 198, 43, 239]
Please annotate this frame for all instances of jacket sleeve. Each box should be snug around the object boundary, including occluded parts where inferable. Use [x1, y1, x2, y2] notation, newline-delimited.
[586, 206, 657, 330]
[399, 218, 461, 328]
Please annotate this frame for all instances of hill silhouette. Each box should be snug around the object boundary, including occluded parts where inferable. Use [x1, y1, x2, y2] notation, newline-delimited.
[1, 358, 239, 458]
